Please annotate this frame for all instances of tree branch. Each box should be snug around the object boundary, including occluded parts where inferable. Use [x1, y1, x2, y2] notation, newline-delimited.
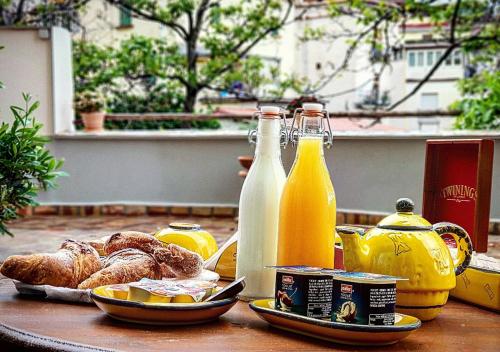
[199, 0, 293, 88]
[308, 11, 393, 94]
[387, 0, 486, 111]
[14, 0, 26, 23]
[105, 0, 189, 39]
[388, 44, 458, 111]
[449, 0, 461, 43]
[387, 33, 499, 111]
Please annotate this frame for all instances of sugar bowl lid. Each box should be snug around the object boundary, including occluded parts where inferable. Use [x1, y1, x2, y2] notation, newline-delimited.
[377, 198, 432, 230]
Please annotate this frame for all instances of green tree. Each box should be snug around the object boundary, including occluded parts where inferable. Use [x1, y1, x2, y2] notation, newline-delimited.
[104, 0, 296, 112]
[0, 0, 90, 30]
[73, 40, 117, 93]
[304, 0, 499, 116]
[453, 70, 500, 130]
[73, 36, 220, 130]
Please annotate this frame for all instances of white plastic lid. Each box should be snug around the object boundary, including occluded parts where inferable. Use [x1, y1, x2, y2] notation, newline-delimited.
[302, 103, 323, 112]
[260, 106, 280, 114]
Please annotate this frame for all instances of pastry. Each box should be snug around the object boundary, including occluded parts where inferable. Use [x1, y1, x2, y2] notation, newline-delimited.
[153, 244, 203, 279]
[86, 235, 111, 256]
[78, 248, 162, 289]
[0, 240, 101, 288]
[103, 231, 162, 256]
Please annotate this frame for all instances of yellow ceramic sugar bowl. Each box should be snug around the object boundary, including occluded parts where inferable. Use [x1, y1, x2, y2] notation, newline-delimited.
[155, 223, 218, 260]
[337, 198, 473, 321]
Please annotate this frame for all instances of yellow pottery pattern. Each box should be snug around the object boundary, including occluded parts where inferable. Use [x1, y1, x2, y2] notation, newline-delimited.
[337, 198, 473, 321]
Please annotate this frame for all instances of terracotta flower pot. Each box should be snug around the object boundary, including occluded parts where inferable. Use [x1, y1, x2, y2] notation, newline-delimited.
[238, 156, 254, 170]
[81, 111, 105, 132]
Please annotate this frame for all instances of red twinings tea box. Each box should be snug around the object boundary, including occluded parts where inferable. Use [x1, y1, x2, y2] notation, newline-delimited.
[422, 139, 494, 252]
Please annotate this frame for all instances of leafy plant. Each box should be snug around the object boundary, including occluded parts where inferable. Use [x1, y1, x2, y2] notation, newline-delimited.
[453, 71, 500, 130]
[74, 90, 106, 113]
[0, 0, 88, 30]
[104, 0, 295, 112]
[73, 37, 220, 130]
[0, 94, 66, 236]
[72, 40, 117, 94]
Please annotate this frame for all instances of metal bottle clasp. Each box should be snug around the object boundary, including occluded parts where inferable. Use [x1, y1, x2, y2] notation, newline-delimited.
[248, 109, 289, 148]
[288, 108, 333, 148]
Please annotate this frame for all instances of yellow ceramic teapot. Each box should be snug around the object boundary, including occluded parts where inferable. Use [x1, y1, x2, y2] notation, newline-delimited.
[337, 198, 473, 321]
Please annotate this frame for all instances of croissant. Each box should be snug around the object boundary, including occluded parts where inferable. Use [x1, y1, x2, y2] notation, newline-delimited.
[85, 235, 111, 256]
[153, 244, 203, 279]
[78, 248, 162, 289]
[0, 240, 101, 288]
[103, 231, 162, 256]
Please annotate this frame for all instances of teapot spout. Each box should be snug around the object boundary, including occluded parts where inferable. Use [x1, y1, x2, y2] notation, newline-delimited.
[336, 226, 368, 272]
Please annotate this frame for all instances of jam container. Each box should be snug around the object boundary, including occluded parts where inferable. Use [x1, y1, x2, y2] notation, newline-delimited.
[331, 272, 405, 326]
[272, 266, 338, 320]
[154, 223, 218, 260]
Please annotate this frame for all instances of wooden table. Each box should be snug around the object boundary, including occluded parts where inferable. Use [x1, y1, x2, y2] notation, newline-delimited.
[0, 278, 499, 352]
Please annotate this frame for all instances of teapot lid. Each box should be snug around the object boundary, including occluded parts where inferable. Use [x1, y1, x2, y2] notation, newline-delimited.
[377, 198, 432, 230]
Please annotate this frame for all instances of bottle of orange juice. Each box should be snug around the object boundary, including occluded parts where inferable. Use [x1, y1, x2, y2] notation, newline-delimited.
[277, 103, 336, 268]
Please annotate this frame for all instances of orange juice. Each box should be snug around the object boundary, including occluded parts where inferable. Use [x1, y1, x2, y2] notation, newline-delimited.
[277, 105, 336, 268]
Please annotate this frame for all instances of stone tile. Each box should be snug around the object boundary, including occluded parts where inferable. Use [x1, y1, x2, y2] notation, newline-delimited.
[336, 212, 345, 225]
[489, 222, 499, 235]
[0, 215, 238, 261]
[101, 205, 125, 216]
[33, 206, 58, 216]
[191, 207, 212, 217]
[345, 213, 356, 225]
[17, 207, 33, 216]
[125, 206, 147, 216]
[147, 206, 169, 216]
[60, 206, 79, 216]
[1, 215, 500, 262]
[358, 214, 369, 225]
[213, 207, 236, 217]
[83, 206, 99, 216]
[170, 207, 190, 216]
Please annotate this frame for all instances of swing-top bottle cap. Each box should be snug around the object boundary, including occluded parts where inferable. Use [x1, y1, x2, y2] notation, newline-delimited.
[302, 103, 323, 112]
[260, 106, 280, 115]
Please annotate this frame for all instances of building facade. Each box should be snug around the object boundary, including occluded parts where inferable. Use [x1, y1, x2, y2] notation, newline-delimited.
[78, 0, 464, 130]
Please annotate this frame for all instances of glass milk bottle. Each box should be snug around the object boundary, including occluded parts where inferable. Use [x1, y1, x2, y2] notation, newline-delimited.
[277, 103, 336, 268]
[236, 106, 286, 300]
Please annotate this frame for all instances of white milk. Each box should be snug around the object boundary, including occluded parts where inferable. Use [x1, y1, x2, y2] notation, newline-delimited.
[236, 108, 286, 300]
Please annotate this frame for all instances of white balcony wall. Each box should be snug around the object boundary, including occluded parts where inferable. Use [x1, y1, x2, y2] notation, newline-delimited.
[37, 132, 500, 221]
[0, 27, 74, 135]
[0, 29, 53, 134]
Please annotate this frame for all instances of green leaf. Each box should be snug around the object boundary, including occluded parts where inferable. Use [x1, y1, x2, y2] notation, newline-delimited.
[0, 94, 66, 236]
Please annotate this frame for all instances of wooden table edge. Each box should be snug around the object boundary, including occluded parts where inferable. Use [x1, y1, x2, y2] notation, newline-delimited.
[0, 322, 117, 352]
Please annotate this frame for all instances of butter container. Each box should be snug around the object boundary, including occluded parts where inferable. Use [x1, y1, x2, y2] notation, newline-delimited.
[128, 279, 217, 304]
[272, 266, 337, 320]
[331, 272, 403, 326]
[127, 283, 172, 303]
[105, 284, 129, 300]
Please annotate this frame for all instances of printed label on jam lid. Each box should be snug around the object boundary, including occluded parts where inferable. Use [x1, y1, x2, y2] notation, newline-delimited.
[275, 271, 333, 320]
[267, 265, 340, 275]
[332, 279, 397, 326]
[332, 271, 407, 282]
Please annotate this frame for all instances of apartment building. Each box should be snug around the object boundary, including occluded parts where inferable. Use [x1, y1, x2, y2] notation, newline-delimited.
[79, 0, 464, 130]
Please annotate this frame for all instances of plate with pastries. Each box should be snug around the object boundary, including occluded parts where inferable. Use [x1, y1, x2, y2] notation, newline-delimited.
[0, 231, 221, 304]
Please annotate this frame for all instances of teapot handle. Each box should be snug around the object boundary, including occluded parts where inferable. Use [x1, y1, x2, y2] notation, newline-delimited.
[432, 222, 473, 276]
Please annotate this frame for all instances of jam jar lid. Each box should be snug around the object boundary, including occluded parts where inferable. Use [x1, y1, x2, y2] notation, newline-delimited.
[168, 222, 201, 231]
[376, 198, 432, 231]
